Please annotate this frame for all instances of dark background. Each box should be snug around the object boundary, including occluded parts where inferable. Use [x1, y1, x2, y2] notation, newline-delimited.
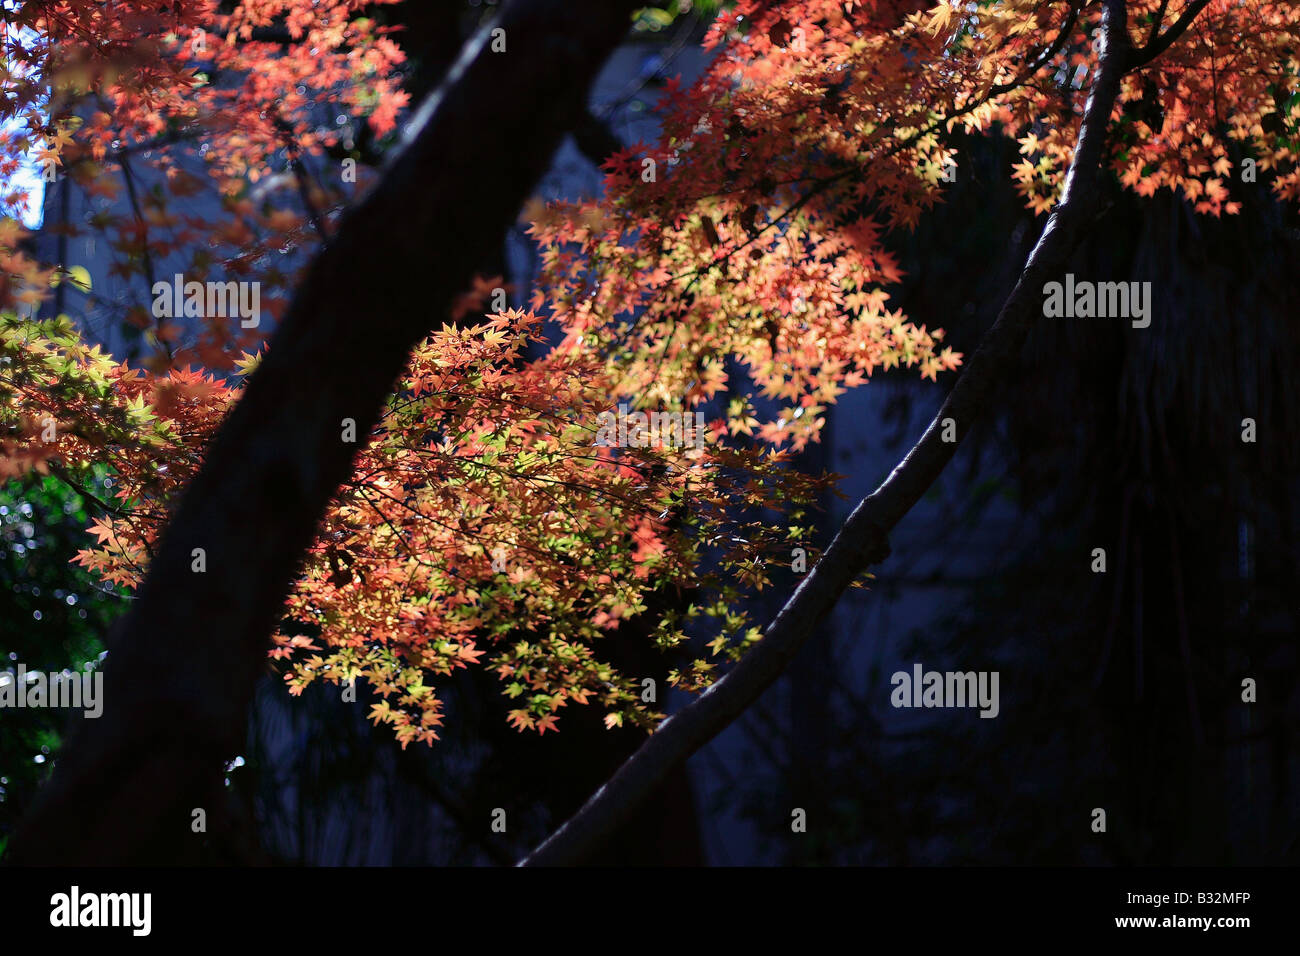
[1, 0, 1296, 866]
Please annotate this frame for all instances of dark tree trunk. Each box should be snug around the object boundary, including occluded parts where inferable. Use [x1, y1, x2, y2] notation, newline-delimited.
[9, 0, 639, 866]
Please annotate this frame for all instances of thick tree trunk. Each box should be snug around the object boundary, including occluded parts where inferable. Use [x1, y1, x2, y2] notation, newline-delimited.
[9, 0, 639, 865]
[521, 0, 1141, 866]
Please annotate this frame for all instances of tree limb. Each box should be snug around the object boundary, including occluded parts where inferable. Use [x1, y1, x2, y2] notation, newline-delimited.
[573, 107, 626, 171]
[8, 0, 640, 865]
[519, 0, 1135, 867]
[1131, 0, 1211, 69]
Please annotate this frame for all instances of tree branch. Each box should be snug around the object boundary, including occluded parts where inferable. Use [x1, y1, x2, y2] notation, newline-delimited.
[1131, 0, 1211, 69]
[572, 106, 626, 171]
[519, 0, 1135, 867]
[9, 0, 641, 865]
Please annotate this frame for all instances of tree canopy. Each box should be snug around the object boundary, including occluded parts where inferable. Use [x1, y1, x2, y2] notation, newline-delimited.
[2, 0, 1296, 863]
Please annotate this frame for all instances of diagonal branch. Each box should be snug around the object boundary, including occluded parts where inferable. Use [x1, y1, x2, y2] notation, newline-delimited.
[9, 0, 641, 865]
[1131, 0, 1211, 69]
[519, 0, 1135, 867]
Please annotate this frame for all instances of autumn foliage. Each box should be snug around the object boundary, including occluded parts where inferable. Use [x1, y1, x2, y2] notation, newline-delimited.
[2, 0, 1297, 745]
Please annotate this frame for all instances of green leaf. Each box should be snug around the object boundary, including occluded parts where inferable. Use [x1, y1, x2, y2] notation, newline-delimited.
[635, 7, 674, 30]
[66, 265, 92, 292]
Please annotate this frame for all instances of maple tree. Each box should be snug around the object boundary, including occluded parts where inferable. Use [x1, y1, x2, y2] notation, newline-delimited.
[1, 0, 1296, 863]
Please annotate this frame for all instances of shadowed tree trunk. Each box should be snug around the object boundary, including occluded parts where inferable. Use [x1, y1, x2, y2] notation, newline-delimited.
[9, 0, 640, 866]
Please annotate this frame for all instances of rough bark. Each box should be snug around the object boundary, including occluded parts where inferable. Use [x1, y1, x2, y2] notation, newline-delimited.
[9, 0, 639, 865]
[520, 0, 1140, 866]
